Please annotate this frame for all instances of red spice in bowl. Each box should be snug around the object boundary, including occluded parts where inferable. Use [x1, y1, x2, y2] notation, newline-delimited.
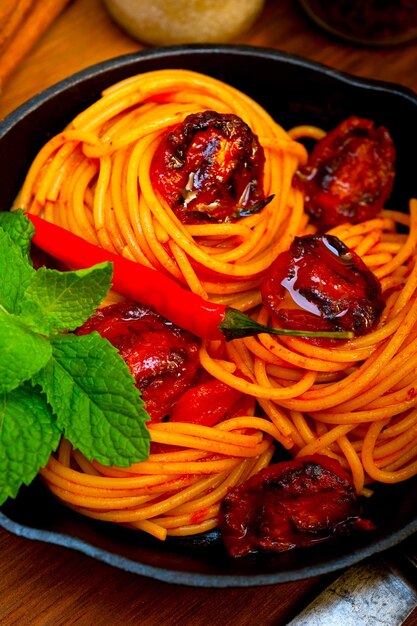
[299, 0, 417, 46]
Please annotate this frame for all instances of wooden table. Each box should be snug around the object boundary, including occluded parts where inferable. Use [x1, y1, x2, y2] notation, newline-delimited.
[1, 1, 417, 624]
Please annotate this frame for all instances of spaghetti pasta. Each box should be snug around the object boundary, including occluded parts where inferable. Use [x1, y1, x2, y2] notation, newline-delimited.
[40, 417, 277, 538]
[201, 201, 417, 494]
[16, 69, 417, 545]
[18, 68, 308, 310]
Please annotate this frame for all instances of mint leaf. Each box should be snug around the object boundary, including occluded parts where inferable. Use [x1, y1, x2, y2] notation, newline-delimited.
[0, 307, 52, 393]
[34, 332, 150, 467]
[19, 262, 113, 334]
[0, 211, 152, 504]
[0, 383, 61, 505]
[0, 209, 34, 261]
[0, 228, 35, 313]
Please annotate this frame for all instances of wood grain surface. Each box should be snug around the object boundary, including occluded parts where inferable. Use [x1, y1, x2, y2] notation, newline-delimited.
[1, 1, 417, 624]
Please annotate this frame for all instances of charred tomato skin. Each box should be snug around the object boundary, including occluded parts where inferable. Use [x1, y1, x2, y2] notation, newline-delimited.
[151, 110, 272, 224]
[75, 301, 200, 423]
[261, 234, 385, 336]
[298, 116, 396, 230]
[219, 454, 374, 557]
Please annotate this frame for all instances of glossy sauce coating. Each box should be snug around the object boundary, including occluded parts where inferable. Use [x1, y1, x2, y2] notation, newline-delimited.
[261, 234, 385, 335]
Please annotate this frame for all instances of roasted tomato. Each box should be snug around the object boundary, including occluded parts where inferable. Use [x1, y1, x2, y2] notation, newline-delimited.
[220, 454, 374, 557]
[150, 380, 255, 454]
[169, 379, 251, 427]
[75, 301, 200, 422]
[261, 234, 385, 336]
[298, 116, 395, 230]
[151, 110, 272, 223]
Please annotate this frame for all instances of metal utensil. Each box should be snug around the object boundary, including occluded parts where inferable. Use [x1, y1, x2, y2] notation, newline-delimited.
[288, 536, 417, 626]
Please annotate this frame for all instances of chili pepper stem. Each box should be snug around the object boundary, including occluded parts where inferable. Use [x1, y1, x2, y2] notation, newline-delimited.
[219, 308, 354, 341]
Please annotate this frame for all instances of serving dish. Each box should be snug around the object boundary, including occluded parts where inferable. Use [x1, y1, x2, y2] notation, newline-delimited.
[1, 44, 417, 588]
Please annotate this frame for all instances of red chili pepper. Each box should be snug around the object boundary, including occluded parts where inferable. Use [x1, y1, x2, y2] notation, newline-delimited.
[27, 213, 224, 339]
[26, 213, 353, 341]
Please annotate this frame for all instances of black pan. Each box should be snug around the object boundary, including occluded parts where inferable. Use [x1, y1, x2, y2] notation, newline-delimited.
[1, 44, 417, 587]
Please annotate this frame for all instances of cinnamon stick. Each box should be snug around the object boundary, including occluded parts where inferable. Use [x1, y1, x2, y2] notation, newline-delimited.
[0, 0, 20, 36]
[0, 0, 72, 92]
[0, 0, 35, 54]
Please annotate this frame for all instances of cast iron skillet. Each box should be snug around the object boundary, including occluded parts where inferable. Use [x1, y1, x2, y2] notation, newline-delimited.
[1, 45, 417, 587]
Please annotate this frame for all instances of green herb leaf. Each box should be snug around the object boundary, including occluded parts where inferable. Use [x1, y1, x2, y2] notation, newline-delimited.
[0, 383, 61, 505]
[0, 307, 52, 393]
[0, 212, 151, 504]
[19, 262, 113, 334]
[34, 332, 150, 467]
[219, 307, 354, 341]
[0, 209, 34, 261]
[0, 228, 35, 314]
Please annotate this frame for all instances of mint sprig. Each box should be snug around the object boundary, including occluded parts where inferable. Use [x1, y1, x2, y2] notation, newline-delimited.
[0, 211, 150, 506]
[0, 383, 61, 502]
